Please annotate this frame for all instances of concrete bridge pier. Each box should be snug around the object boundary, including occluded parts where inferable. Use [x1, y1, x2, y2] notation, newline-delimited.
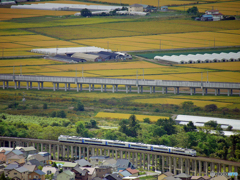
[92, 84, 94, 92]
[129, 86, 131, 93]
[3, 81, 5, 89]
[104, 85, 107, 92]
[68, 83, 70, 91]
[57, 83, 59, 90]
[30, 82, 32, 89]
[116, 85, 118, 92]
[26, 82, 29, 90]
[89, 84, 91, 92]
[112, 85, 115, 93]
[126, 85, 128, 93]
[53, 83, 56, 91]
[137, 86, 140, 94]
[80, 84, 82, 91]
[218, 89, 220, 95]
[141, 86, 143, 93]
[174, 87, 179, 95]
[77, 84, 79, 92]
[65, 83, 67, 91]
[153, 86, 155, 93]
[41, 82, 44, 90]
[101, 85, 103, 92]
[228, 89, 232, 96]
[150, 86, 152, 94]
[38, 82, 40, 90]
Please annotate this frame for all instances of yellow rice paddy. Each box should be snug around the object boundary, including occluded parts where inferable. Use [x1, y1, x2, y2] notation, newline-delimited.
[95, 112, 169, 122]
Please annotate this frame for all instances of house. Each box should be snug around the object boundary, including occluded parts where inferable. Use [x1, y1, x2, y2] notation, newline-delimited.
[57, 170, 75, 180]
[210, 176, 230, 180]
[27, 154, 47, 165]
[105, 173, 123, 180]
[90, 156, 110, 166]
[115, 159, 135, 171]
[201, 15, 213, 21]
[128, 4, 143, 12]
[71, 166, 89, 180]
[15, 146, 37, 158]
[4, 164, 19, 174]
[75, 159, 92, 167]
[205, 10, 223, 21]
[80, 167, 96, 180]
[62, 162, 79, 171]
[7, 154, 25, 164]
[174, 173, 192, 180]
[23, 164, 38, 173]
[163, 177, 181, 180]
[161, 6, 168, 11]
[95, 166, 112, 178]
[126, 168, 139, 177]
[191, 176, 206, 180]
[119, 170, 131, 178]
[28, 169, 45, 180]
[38, 152, 51, 163]
[42, 165, 59, 179]
[7, 166, 29, 180]
[2, 149, 23, 163]
[202, 176, 210, 180]
[27, 159, 43, 167]
[158, 172, 174, 180]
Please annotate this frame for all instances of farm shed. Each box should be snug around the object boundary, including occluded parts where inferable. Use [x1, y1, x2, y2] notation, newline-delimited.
[129, 4, 144, 12]
[31, 46, 110, 55]
[71, 53, 105, 62]
[154, 52, 240, 64]
[175, 115, 240, 130]
[161, 6, 168, 11]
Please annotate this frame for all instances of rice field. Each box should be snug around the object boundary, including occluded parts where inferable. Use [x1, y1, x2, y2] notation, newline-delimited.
[95, 112, 169, 122]
[169, 1, 240, 16]
[180, 62, 240, 71]
[133, 98, 233, 108]
[0, 58, 62, 67]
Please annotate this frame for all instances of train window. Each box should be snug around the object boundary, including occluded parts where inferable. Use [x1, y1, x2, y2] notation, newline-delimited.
[130, 145, 148, 148]
[84, 140, 103, 144]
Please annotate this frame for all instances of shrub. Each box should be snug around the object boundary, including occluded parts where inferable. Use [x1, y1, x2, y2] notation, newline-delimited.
[43, 103, 48, 109]
[32, 105, 38, 109]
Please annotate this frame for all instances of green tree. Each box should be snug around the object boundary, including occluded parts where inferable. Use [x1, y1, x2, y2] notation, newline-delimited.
[1, 115, 6, 120]
[205, 104, 217, 112]
[38, 165, 43, 170]
[155, 118, 176, 135]
[56, 110, 66, 118]
[187, 6, 199, 15]
[204, 120, 218, 129]
[143, 118, 151, 124]
[43, 103, 48, 109]
[81, 8, 92, 17]
[50, 111, 56, 117]
[74, 102, 84, 111]
[76, 121, 89, 137]
[52, 162, 58, 168]
[0, 172, 7, 180]
[183, 121, 197, 132]
[128, 115, 141, 137]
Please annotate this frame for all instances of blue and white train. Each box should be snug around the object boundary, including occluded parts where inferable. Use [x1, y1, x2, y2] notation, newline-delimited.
[58, 135, 196, 156]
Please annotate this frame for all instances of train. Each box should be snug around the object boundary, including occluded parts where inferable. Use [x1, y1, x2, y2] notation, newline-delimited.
[58, 135, 197, 156]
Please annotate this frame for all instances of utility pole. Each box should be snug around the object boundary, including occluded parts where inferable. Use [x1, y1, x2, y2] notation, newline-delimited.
[207, 71, 208, 82]
[136, 70, 138, 80]
[143, 69, 144, 81]
[20, 64, 22, 76]
[82, 67, 84, 78]
[160, 39, 161, 50]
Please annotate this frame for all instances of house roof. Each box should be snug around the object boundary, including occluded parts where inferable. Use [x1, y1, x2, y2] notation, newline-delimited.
[130, 4, 143, 7]
[97, 166, 112, 169]
[105, 173, 123, 180]
[174, 173, 192, 178]
[42, 166, 58, 174]
[30, 154, 46, 161]
[0, 147, 13, 152]
[202, 176, 211, 180]
[27, 159, 41, 167]
[90, 156, 110, 160]
[38, 152, 51, 157]
[116, 159, 134, 169]
[191, 176, 202, 180]
[119, 170, 131, 177]
[34, 169, 45, 176]
[16, 146, 36, 151]
[15, 166, 29, 173]
[206, 10, 219, 12]
[73, 167, 88, 176]
[164, 177, 181, 180]
[4, 164, 18, 170]
[126, 168, 138, 174]
[23, 164, 36, 172]
[102, 158, 117, 166]
[62, 170, 75, 176]
[8, 154, 24, 160]
[62, 162, 78, 168]
[164, 171, 174, 177]
[12, 150, 23, 156]
[210, 176, 230, 180]
[75, 159, 92, 167]
[80, 167, 95, 175]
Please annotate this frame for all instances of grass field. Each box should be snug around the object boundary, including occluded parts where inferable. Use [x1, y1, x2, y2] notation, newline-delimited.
[95, 112, 169, 122]
[133, 98, 233, 108]
[0, 58, 62, 66]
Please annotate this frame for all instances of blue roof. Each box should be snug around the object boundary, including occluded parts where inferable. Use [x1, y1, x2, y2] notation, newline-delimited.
[12, 150, 23, 156]
[202, 14, 213, 18]
[5, 164, 18, 170]
[119, 170, 131, 177]
[34, 170, 45, 176]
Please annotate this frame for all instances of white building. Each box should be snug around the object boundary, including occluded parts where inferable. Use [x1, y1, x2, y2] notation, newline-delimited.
[205, 10, 223, 21]
[128, 4, 143, 12]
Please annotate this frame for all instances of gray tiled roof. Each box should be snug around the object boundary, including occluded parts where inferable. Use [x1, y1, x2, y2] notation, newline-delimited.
[34, 169, 45, 176]
[75, 159, 92, 167]
[4, 164, 18, 170]
[16, 166, 29, 173]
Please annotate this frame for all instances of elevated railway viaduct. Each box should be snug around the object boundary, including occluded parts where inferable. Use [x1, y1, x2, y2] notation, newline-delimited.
[0, 74, 240, 95]
[1, 136, 239, 179]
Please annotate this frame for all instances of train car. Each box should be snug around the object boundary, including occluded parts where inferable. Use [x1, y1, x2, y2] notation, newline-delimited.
[58, 135, 196, 156]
